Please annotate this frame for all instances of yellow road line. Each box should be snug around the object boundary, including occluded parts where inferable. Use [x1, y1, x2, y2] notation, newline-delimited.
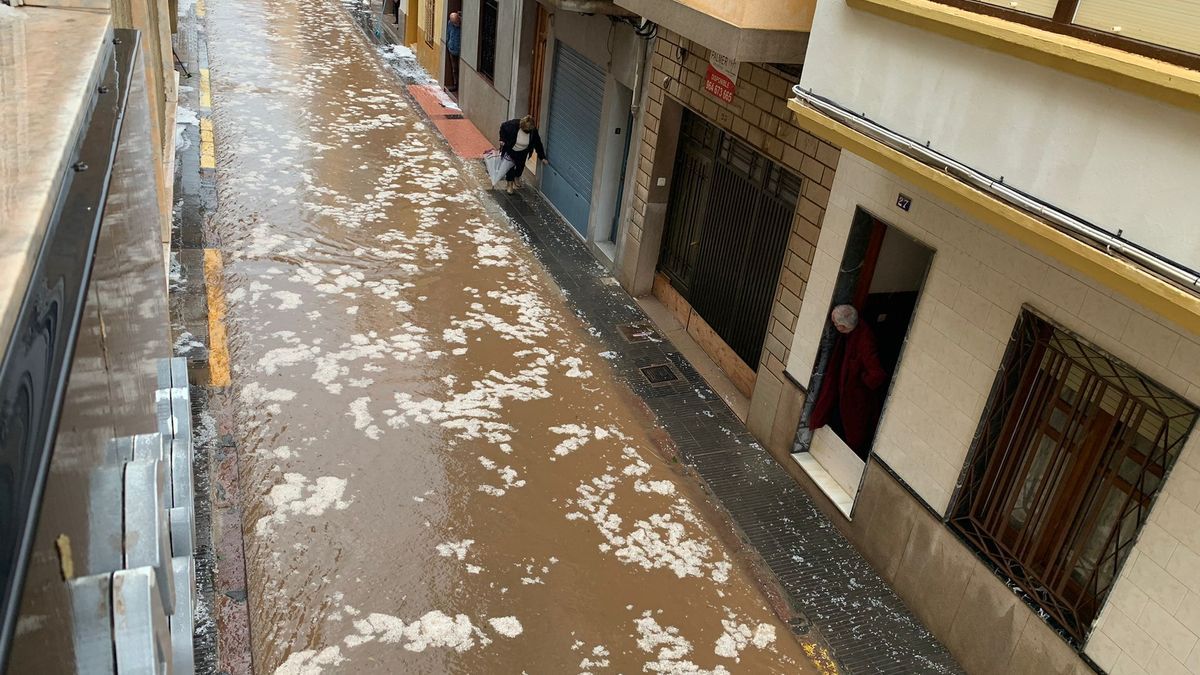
[203, 248, 231, 387]
[199, 117, 215, 169]
[196, 0, 205, 16]
[199, 68, 212, 108]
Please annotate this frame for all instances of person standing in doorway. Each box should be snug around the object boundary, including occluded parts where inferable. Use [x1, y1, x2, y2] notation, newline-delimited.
[808, 304, 888, 458]
[498, 115, 548, 194]
[446, 12, 462, 93]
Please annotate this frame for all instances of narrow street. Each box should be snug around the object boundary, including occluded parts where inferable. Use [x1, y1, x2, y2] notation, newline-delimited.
[196, 0, 826, 671]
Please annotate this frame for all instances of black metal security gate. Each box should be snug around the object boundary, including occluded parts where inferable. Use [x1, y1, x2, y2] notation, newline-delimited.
[659, 111, 802, 368]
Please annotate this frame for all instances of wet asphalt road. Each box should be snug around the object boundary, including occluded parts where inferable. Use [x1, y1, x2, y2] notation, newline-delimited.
[199, 0, 822, 671]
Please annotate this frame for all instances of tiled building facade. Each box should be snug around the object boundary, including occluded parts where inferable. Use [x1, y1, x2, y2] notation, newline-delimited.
[618, 27, 840, 453]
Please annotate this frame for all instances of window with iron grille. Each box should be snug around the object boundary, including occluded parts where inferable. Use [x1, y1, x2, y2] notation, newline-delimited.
[478, 0, 498, 81]
[425, 0, 435, 47]
[949, 309, 1197, 643]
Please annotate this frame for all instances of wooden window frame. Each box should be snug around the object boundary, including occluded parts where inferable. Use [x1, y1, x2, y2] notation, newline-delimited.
[929, 0, 1200, 70]
[948, 309, 1198, 644]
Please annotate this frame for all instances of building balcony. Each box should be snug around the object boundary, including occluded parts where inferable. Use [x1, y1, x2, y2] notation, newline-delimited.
[613, 0, 813, 63]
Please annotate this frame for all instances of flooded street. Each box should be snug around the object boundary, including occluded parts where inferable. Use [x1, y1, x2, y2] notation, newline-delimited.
[200, 0, 821, 671]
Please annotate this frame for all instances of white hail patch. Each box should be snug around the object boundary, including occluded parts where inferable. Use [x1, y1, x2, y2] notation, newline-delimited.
[238, 382, 297, 416]
[561, 356, 593, 379]
[343, 610, 524, 653]
[580, 644, 612, 671]
[548, 424, 623, 458]
[566, 466, 732, 581]
[635, 480, 677, 496]
[487, 616, 523, 638]
[713, 618, 776, 661]
[435, 539, 474, 561]
[348, 397, 382, 439]
[255, 474, 351, 536]
[634, 613, 729, 675]
[272, 290, 303, 310]
[273, 646, 345, 674]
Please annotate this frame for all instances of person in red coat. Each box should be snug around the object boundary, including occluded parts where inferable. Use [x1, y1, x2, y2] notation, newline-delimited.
[809, 304, 888, 458]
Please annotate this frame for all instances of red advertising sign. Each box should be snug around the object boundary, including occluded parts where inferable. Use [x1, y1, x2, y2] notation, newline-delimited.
[703, 52, 738, 104]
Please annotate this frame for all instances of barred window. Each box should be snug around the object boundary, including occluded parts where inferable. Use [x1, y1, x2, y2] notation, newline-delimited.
[949, 310, 1197, 643]
[478, 0, 498, 81]
[425, 0, 435, 47]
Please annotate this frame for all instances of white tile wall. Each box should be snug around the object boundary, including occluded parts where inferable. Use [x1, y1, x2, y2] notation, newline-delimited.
[786, 151, 1200, 672]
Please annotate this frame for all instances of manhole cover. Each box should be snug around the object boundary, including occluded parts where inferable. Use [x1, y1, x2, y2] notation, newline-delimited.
[640, 364, 678, 384]
[618, 323, 658, 343]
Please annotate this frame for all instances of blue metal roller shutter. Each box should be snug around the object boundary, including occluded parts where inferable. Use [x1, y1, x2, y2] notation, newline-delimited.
[542, 42, 604, 238]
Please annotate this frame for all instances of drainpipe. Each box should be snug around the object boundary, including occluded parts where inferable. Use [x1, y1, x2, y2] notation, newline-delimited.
[508, 1, 522, 119]
[630, 18, 656, 120]
[791, 85, 1200, 294]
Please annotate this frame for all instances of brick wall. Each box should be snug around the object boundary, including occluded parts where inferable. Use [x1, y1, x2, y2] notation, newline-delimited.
[626, 29, 838, 447]
[792, 150, 1200, 674]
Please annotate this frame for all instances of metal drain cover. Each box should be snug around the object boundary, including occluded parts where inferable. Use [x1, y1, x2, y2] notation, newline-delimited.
[640, 364, 678, 384]
[618, 323, 658, 343]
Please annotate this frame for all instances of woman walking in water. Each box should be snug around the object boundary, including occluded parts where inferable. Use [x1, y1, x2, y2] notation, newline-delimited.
[498, 115, 548, 194]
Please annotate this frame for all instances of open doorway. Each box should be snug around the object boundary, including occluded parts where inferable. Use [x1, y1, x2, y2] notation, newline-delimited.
[794, 209, 933, 514]
[444, 0, 463, 93]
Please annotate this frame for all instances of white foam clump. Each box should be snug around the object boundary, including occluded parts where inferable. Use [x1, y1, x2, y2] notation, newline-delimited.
[487, 616, 523, 638]
[255, 474, 351, 535]
[435, 539, 474, 561]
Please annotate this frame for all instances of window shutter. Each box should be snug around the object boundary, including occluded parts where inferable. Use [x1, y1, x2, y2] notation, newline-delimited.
[1074, 0, 1200, 54]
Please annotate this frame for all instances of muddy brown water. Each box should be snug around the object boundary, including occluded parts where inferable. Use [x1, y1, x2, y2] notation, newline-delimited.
[200, 0, 823, 671]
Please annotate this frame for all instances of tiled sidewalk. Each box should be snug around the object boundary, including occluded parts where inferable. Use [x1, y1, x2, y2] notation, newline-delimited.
[346, 9, 964, 672]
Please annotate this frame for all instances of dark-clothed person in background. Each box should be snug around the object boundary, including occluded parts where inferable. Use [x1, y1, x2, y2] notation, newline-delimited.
[809, 304, 888, 457]
[498, 115, 548, 194]
[446, 12, 462, 92]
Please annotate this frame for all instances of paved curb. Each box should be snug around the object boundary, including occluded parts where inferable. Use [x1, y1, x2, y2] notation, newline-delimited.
[170, 1, 255, 672]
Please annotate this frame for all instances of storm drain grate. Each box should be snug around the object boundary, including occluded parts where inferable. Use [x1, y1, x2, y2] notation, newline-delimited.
[617, 322, 658, 343]
[640, 364, 678, 384]
[443, 113, 464, 119]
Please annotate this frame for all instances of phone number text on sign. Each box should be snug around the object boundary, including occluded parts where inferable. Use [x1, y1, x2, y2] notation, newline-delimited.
[704, 65, 736, 103]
